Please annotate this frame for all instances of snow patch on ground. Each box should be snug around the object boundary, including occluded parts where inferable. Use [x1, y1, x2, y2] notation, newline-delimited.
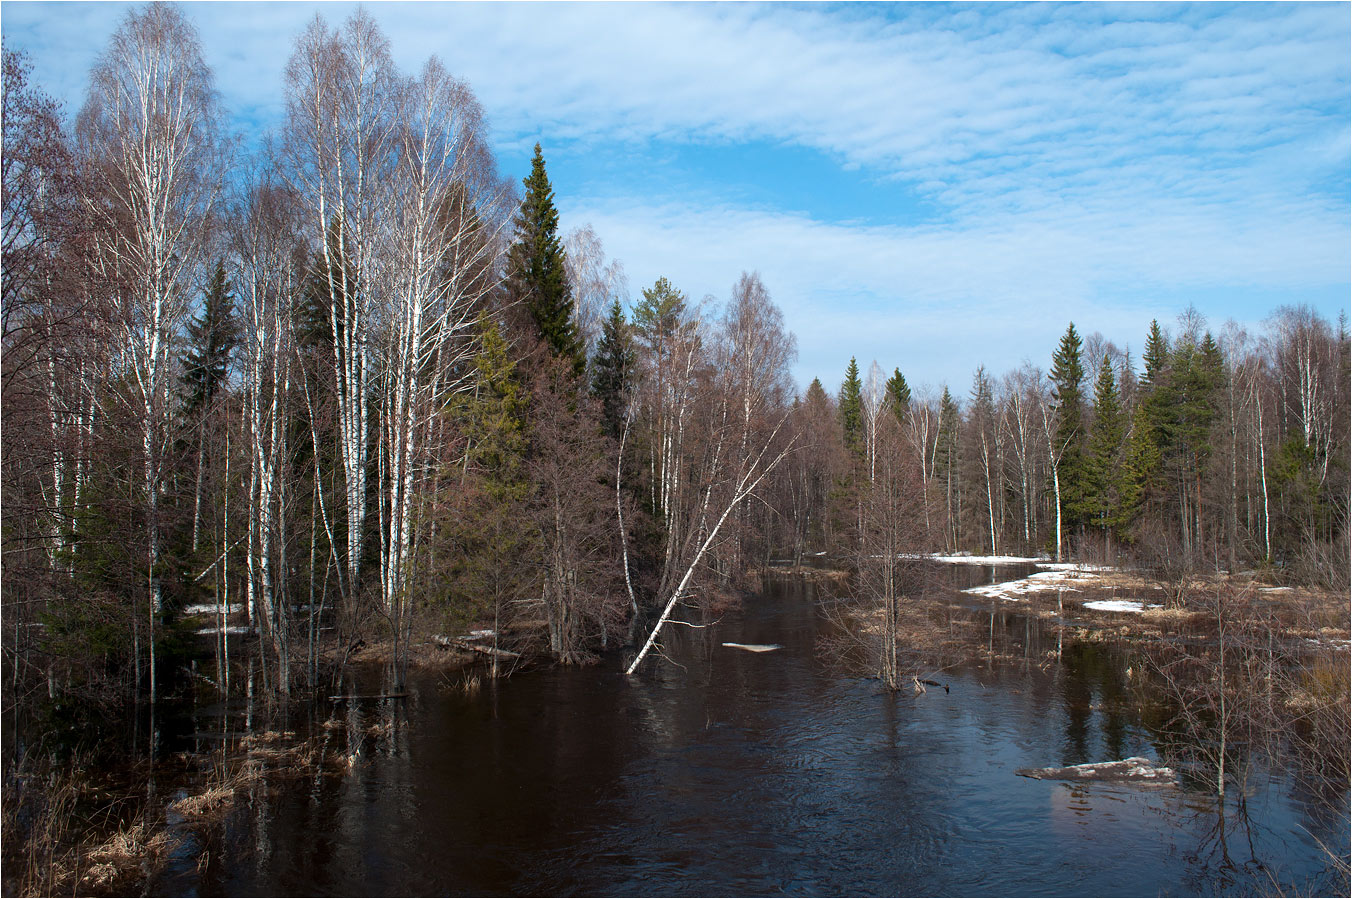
[926, 554, 1047, 565]
[184, 603, 244, 616]
[195, 625, 251, 636]
[1306, 638, 1351, 651]
[962, 565, 1107, 602]
[1083, 599, 1162, 614]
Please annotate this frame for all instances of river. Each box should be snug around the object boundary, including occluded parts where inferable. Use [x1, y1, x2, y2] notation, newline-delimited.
[150, 565, 1348, 896]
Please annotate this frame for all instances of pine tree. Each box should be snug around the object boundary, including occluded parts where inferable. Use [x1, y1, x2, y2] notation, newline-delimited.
[839, 357, 863, 457]
[181, 258, 239, 417]
[1050, 322, 1089, 533]
[885, 367, 910, 423]
[507, 143, 581, 371]
[632, 277, 686, 346]
[592, 299, 635, 439]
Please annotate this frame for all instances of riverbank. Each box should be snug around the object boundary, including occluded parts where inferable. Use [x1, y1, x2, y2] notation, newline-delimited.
[949, 558, 1350, 649]
[7, 568, 1348, 896]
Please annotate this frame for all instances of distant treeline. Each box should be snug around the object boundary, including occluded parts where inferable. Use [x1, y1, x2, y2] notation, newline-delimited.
[791, 309, 1349, 587]
[2, 6, 1347, 717]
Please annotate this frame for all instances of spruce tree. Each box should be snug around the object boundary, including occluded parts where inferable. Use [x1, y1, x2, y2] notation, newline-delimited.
[1117, 404, 1160, 538]
[937, 386, 960, 548]
[885, 367, 911, 423]
[453, 317, 529, 499]
[839, 357, 863, 457]
[1087, 355, 1125, 537]
[507, 143, 582, 371]
[1136, 319, 1174, 480]
[181, 258, 239, 416]
[1141, 319, 1169, 392]
[592, 299, 635, 439]
[296, 220, 356, 354]
[1050, 322, 1089, 532]
[804, 377, 831, 409]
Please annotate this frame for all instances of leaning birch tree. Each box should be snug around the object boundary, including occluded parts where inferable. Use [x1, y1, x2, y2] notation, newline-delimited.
[627, 277, 796, 675]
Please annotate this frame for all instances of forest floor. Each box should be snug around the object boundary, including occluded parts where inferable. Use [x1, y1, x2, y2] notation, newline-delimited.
[339, 635, 480, 673]
[789, 554, 1350, 660]
[951, 559, 1350, 649]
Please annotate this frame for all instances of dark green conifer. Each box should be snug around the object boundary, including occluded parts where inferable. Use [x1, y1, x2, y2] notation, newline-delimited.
[632, 277, 686, 348]
[937, 385, 961, 547]
[182, 258, 239, 416]
[453, 317, 529, 499]
[592, 300, 635, 439]
[507, 144, 582, 372]
[1141, 319, 1169, 390]
[1087, 355, 1125, 536]
[1050, 322, 1089, 531]
[839, 358, 863, 457]
[885, 368, 910, 423]
[1117, 404, 1160, 537]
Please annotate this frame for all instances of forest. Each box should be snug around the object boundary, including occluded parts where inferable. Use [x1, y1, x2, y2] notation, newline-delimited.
[4, 3, 1348, 716]
[4, 6, 1350, 895]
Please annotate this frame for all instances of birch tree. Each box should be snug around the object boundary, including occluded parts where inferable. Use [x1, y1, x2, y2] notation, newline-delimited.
[376, 58, 508, 684]
[1001, 365, 1045, 555]
[564, 223, 627, 359]
[862, 360, 885, 483]
[858, 412, 926, 689]
[76, 4, 227, 701]
[627, 276, 796, 675]
[281, 10, 400, 612]
[233, 174, 301, 694]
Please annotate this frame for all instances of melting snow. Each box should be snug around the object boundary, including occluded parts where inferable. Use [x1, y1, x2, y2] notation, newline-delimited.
[184, 603, 244, 615]
[722, 642, 782, 653]
[963, 566, 1105, 602]
[927, 554, 1046, 565]
[1083, 599, 1161, 614]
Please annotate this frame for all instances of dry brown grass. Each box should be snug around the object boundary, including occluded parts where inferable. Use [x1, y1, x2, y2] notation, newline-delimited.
[759, 564, 852, 583]
[168, 785, 235, 819]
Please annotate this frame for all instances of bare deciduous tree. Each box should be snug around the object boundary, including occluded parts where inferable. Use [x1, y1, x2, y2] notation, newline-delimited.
[76, 4, 228, 700]
[564, 223, 627, 359]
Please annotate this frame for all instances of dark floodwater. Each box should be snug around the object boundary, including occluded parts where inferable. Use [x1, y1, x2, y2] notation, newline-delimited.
[154, 567, 1349, 897]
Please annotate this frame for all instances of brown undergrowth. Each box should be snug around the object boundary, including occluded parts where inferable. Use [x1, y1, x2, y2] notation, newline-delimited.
[3, 724, 366, 896]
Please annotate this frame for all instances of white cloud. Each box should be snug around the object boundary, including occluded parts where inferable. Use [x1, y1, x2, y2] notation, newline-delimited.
[4, 1, 1346, 390]
[568, 190, 1348, 392]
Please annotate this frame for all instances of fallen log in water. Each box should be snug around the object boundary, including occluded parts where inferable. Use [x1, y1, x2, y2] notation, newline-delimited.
[721, 642, 781, 653]
[432, 634, 521, 660]
[1015, 756, 1176, 785]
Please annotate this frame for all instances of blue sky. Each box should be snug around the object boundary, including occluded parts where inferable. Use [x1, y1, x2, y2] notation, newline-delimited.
[4, 1, 1348, 397]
